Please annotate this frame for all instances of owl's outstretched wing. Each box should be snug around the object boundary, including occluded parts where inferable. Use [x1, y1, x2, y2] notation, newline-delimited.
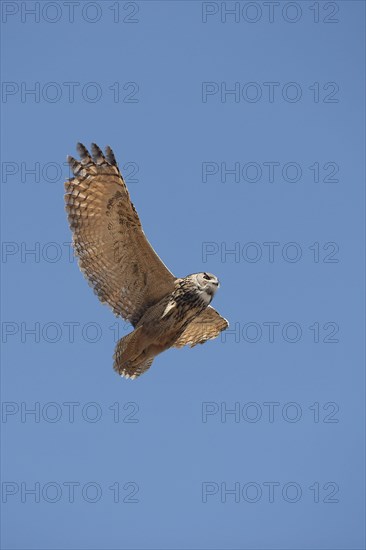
[174, 306, 228, 348]
[65, 143, 176, 326]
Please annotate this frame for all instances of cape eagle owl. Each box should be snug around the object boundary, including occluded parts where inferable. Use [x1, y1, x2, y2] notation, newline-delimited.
[65, 143, 228, 379]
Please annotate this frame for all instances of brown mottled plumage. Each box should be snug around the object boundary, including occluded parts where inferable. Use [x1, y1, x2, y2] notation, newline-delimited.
[65, 143, 228, 379]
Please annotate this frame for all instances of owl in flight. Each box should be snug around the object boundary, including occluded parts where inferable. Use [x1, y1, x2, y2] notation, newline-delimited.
[65, 143, 228, 379]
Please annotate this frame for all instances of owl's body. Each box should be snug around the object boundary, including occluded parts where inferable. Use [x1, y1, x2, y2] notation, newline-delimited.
[114, 275, 217, 378]
[65, 143, 228, 379]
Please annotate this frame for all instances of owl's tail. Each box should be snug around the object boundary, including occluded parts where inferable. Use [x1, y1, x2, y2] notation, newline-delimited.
[113, 327, 154, 380]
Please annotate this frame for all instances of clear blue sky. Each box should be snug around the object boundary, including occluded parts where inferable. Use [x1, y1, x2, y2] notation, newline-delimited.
[1, 1, 365, 549]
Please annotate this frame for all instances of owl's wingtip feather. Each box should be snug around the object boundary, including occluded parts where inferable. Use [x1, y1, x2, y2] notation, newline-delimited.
[105, 145, 117, 166]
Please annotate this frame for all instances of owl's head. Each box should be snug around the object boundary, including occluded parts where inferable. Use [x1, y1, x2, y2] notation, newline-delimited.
[189, 272, 220, 302]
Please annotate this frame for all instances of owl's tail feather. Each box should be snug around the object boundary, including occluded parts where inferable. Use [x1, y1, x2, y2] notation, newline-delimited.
[113, 327, 154, 380]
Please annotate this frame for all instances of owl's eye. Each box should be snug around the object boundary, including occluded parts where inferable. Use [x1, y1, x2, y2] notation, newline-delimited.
[203, 273, 210, 280]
